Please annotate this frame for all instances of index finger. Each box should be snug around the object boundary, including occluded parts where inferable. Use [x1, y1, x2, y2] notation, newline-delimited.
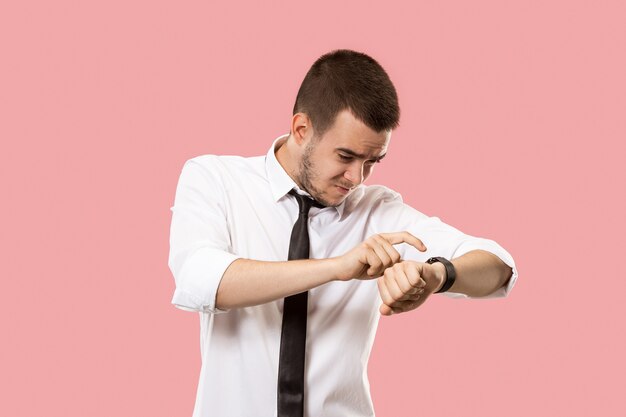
[379, 231, 427, 252]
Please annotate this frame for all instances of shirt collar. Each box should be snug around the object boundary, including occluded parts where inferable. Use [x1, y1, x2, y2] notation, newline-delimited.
[265, 133, 348, 218]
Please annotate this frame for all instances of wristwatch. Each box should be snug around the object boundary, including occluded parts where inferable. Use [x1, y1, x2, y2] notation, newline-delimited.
[426, 257, 456, 293]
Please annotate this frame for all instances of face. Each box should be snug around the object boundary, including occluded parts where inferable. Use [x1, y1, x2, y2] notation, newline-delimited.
[296, 109, 391, 207]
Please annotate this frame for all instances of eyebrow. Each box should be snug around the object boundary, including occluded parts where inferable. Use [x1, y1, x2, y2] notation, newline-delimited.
[336, 148, 387, 162]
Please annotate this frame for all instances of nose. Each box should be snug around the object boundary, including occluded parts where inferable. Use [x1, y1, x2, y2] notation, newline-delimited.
[344, 162, 364, 186]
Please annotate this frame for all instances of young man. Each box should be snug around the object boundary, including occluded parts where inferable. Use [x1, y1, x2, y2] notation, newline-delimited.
[168, 49, 517, 417]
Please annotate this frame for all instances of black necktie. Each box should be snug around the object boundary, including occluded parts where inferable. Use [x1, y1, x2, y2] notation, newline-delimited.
[277, 189, 324, 417]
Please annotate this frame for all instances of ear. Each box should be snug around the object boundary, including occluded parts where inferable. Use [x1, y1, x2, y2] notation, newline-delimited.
[290, 113, 314, 146]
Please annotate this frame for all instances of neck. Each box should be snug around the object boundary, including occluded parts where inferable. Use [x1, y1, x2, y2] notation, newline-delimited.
[275, 135, 301, 186]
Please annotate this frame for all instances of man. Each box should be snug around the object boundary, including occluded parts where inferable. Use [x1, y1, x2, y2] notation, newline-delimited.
[168, 49, 517, 417]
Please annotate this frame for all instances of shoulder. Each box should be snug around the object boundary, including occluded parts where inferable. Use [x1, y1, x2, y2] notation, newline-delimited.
[185, 153, 263, 171]
[346, 184, 432, 234]
[349, 183, 430, 220]
[180, 153, 265, 181]
[348, 183, 403, 209]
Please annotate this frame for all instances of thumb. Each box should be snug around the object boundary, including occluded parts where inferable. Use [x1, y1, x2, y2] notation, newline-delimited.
[379, 303, 394, 316]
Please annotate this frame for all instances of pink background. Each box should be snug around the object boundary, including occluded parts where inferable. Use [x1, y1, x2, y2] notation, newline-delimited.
[1, 1, 624, 416]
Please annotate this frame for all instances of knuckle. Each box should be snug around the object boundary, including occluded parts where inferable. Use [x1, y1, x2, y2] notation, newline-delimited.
[408, 270, 421, 284]
[400, 283, 411, 294]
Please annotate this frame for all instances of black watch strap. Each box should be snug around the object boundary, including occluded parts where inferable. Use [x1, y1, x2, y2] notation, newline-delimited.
[426, 257, 456, 293]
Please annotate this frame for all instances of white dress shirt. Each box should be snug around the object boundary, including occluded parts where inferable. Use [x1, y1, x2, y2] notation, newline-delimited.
[168, 134, 518, 417]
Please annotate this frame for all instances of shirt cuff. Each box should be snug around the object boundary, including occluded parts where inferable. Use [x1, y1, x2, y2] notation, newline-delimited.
[170, 247, 241, 313]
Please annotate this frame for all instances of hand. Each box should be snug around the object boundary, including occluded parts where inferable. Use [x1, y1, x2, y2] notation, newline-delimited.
[333, 232, 427, 281]
[378, 260, 446, 316]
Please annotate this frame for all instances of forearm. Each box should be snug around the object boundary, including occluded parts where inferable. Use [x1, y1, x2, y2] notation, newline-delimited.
[447, 250, 512, 297]
[215, 258, 340, 310]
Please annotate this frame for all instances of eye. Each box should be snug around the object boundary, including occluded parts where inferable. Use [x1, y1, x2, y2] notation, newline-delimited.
[338, 154, 353, 161]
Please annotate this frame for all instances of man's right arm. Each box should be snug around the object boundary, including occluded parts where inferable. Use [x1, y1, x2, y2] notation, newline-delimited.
[215, 232, 427, 310]
[215, 258, 338, 310]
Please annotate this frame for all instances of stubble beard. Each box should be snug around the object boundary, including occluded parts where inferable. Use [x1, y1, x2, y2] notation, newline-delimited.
[296, 142, 340, 208]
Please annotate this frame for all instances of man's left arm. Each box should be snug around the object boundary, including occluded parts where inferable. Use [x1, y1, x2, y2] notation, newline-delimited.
[368, 189, 517, 316]
[377, 249, 512, 316]
[378, 250, 513, 316]
[443, 249, 513, 297]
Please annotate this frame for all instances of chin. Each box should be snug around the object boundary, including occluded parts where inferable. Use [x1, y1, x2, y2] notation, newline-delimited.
[328, 193, 348, 207]
[312, 185, 349, 207]
[312, 193, 336, 208]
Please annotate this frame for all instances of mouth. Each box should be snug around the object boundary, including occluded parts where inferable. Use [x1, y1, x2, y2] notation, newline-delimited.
[336, 185, 351, 195]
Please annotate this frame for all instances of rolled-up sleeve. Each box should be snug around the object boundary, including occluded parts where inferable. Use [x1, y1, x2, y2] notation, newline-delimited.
[168, 157, 240, 313]
[370, 188, 518, 299]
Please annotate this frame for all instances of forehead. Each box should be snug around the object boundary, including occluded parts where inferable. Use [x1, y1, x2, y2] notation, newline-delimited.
[318, 110, 391, 156]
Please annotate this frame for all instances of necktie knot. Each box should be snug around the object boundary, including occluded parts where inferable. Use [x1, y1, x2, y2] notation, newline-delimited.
[288, 189, 325, 214]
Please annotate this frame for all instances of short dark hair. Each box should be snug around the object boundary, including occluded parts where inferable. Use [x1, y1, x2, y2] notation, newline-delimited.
[292, 49, 400, 137]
